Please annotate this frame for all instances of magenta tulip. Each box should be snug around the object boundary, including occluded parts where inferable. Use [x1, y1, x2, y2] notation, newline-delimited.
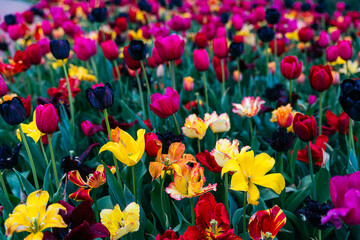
[36, 104, 59, 134]
[154, 34, 185, 62]
[213, 37, 228, 59]
[326, 46, 339, 62]
[318, 30, 329, 48]
[337, 40, 353, 61]
[73, 37, 97, 61]
[0, 75, 8, 98]
[149, 87, 180, 118]
[193, 49, 209, 72]
[100, 40, 119, 61]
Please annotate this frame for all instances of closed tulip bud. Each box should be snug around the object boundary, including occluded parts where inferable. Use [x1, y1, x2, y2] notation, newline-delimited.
[100, 40, 118, 61]
[337, 40, 352, 61]
[298, 27, 314, 43]
[229, 41, 244, 58]
[128, 40, 147, 61]
[194, 32, 208, 49]
[0, 97, 26, 125]
[212, 37, 228, 58]
[156, 65, 164, 78]
[145, 133, 161, 157]
[183, 77, 194, 91]
[41, 20, 52, 36]
[293, 113, 317, 142]
[154, 34, 185, 62]
[231, 14, 243, 31]
[318, 31, 329, 48]
[36, 104, 59, 134]
[0, 75, 8, 98]
[280, 56, 303, 80]
[193, 49, 209, 72]
[233, 70, 242, 82]
[123, 46, 141, 70]
[326, 46, 339, 62]
[339, 79, 360, 121]
[309, 64, 333, 92]
[257, 26, 275, 43]
[85, 83, 114, 110]
[26, 43, 41, 65]
[265, 8, 281, 25]
[89, 7, 107, 22]
[50, 39, 70, 60]
[149, 87, 180, 118]
[330, 29, 340, 42]
[73, 37, 97, 61]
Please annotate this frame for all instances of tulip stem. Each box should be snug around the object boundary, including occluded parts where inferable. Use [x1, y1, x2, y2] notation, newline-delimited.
[224, 173, 229, 214]
[36, 65, 43, 96]
[47, 134, 59, 189]
[91, 57, 99, 81]
[318, 229, 322, 240]
[265, 42, 269, 81]
[135, 71, 147, 119]
[19, 125, 39, 189]
[170, 61, 176, 89]
[202, 72, 209, 112]
[112, 60, 122, 96]
[62, 60, 75, 137]
[249, 118, 253, 141]
[39, 140, 49, 166]
[318, 92, 323, 135]
[132, 166, 137, 203]
[349, 119, 355, 155]
[160, 175, 168, 229]
[273, 27, 277, 79]
[237, 59, 242, 98]
[104, 109, 123, 187]
[190, 198, 195, 225]
[243, 191, 247, 240]
[279, 152, 285, 207]
[172, 114, 180, 135]
[0, 171, 9, 200]
[140, 61, 151, 100]
[221, 59, 225, 95]
[197, 139, 201, 153]
[289, 80, 293, 104]
[307, 142, 317, 201]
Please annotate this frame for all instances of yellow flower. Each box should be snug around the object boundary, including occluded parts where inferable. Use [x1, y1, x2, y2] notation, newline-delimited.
[222, 149, 285, 205]
[285, 31, 299, 41]
[5, 190, 67, 240]
[99, 128, 145, 166]
[330, 56, 346, 66]
[204, 111, 231, 133]
[339, 60, 360, 75]
[165, 163, 217, 200]
[16, 110, 45, 143]
[100, 203, 140, 240]
[211, 139, 240, 167]
[68, 64, 97, 82]
[182, 114, 208, 139]
[270, 104, 295, 129]
[232, 96, 265, 118]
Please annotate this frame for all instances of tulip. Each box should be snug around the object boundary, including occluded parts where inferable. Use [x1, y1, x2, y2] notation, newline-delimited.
[204, 112, 231, 133]
[0, 97, 26, 125]
[196, 150, 221, 173]
[326, 46, 339, 62]
[339, 79, 360, 121]
[229, 41, 244, 58]
[280, 56, 303, 80]
[50, 39, 70, 60]
[123, 46, 141, 70]
[182, 114, 208, 140]
[211, 139, 240, 167]
[194, 32, 208, 49]
[309, 64, 333, 92]
[26, 43, 42, 65]
[297, 135, 329, 167]
[212, 37, 228, 59]
[298, 27, 314, 43]
[38, 38, 50, 56]
[41, 20, 52, 36]
[101, 40, 119, 61]
[270, 104, 294, 128]
[8, 24, 25, 41]
[4, 14, 16, 25]
[35, 104, 59, 134]
[265, 8, 281, 25]
[269, 128, 295, 152]
[128, 40, 147, 61]
[144, 133, 161, 157]
[293, 113, 317, 142]
[154, 34, 185, 62]
[193, 49, 209, 72]
[232, 96, 265, 118]
[85, 83, 114, 110]
[337, 40, 353, 61]
[73, 37, 97, 61]
[318, 30, 329, 48]
[89, 7, 107, 22]
[257, 26, 275, 43]
[183, 77, 194, 91]
[0, 75, 8, 98]
[0, 143, 21, 170]
[149, 87, 180, 118]
[156, 230, 180, 240]
[308, 95, 317, 106]
[231, 14, 243, 31]
[330, 29, 340, 42]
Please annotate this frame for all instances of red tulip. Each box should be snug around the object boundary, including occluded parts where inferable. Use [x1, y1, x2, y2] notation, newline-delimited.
[115, 16, 127, 33]
[297, 135, 329, 166]
[19, 95, 31, 118]
[298, 27, 314, 43]
[36, 103, 59, 134]
[154, 34, 185, 62]
[326, 46, 339, 62]
[322, 111, 350, 136]
[280, 56, 303, 80]
[145, 133, 161, 157]
[0, 75, 8, 98]
[23, 10, 34, 24]
[26, 43, 42, 65]
[149, 87, 180, 118]
[309, 64, 333, 92]
[147, 47, 164, 68]
[156, 230, 180, 240]
[194, 32, 208, 49]
[270, 39, 285, 56]
[193, 49, 209, 72]
[337, 40, 353, 61]
[196, 150, 221, 173]
[212, 37, 228, 59]
[293, 113, 317, 142]
[100, 40, 118, 61]
[123, 46, 141, 70]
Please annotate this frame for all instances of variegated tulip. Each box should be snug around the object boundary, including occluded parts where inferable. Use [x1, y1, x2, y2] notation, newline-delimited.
[182, 114, 208, 140]
[204, 112, 231, 133]
[232, 96, 265, 118]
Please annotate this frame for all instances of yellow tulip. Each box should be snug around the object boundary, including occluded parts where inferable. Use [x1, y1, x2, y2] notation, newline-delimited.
[222, 149, 285, 205]
[68, 64, 97, 82]
[182, 114, 208, 140]
[16, 110, 45, 143]
[211, 139, 241, 167]
[100, 203, 140, 240]
[5, 190, 67, 240]
[99, 128, 145, 166]
[204, 112, 231, 133]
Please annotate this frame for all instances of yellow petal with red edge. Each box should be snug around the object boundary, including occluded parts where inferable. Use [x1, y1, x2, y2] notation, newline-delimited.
[229, 172, 249, 192]
[88, 171, 105, 188]
[69, 188, 92, 201]
[149, 162, 165, 179]
[247, 182, 260, 205]
[221, 158, 241, 177]
[251, 153, 275, 178]
[68, 170, 87, 187]
[251, 173, 285, 194]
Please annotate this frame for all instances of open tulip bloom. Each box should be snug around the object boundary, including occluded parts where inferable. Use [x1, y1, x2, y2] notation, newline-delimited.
[2, 1, 360, 239]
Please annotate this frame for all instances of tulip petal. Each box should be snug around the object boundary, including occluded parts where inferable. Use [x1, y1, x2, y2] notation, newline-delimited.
[68, 170, 87, 187]
[252, 173, 285, 194]
[248, 182, 260, 205]
[251, 153, 275, 178]
[221, 159, 241, 177]
[99, 142, 127, 164]
[230, 172, 249, 192]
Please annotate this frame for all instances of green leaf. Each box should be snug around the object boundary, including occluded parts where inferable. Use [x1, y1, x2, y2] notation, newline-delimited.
[290, 138, 300, 182]
[150, 179, 170, 230]
[0, 187, 13, 220]
[102, 162, 126, 209]
[172, 202, 191, 234]
[42, 161, 52, 193]
[120, 100, 150, 131]
[315, 168, 331, 203]
[348, 150, 359, 173]
[121, 161, 147, 203]
[232, 207, 244, 235]
[13, 169, 36, 195]
[285, 184, 311, 212]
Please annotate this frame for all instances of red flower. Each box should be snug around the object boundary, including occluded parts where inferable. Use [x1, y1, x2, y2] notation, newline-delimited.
[36, 103, 59, 134]
[100, 40, 118, 60]
[248, 205, 286, 240]
[280, 56, 302, 80]
[13, 50, 31, 71]
[156, 230, 182, 240]
[309, 64, 333, 92]
[322, 111, 349, 136]
[182, 193, 242, 240]
[213, 37, 228, 59]
[298, 27, 314, 43]
[293, 113, 317, 142]
[155, 34, 185, 62]
[194, 32, 208, 49]
[123, 46, 141, 70]
[18, 95, 31, 118]
[270, 39, 286, 56]
[81, 120, 104, 136]
[145, 133, 161, 157]
[47, 77, 81, 101]
[297, 135, 329, 166]
[26, 43, 42, 65]
[196, 150, 221, 173]
[149, 87, 180, 118]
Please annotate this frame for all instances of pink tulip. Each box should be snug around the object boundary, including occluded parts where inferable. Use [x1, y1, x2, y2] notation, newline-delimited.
[154, 34, 185, 62]
[318, 31, 329, 48]
[101, 40, 119, 61]
[73, 37, 97, 61]
[213, 37, 228, 59]
[0, 75, 8, 98]
[193, 49, 209, 72]
[326, 46, 339, 62]
[337, 40, 353, 61]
